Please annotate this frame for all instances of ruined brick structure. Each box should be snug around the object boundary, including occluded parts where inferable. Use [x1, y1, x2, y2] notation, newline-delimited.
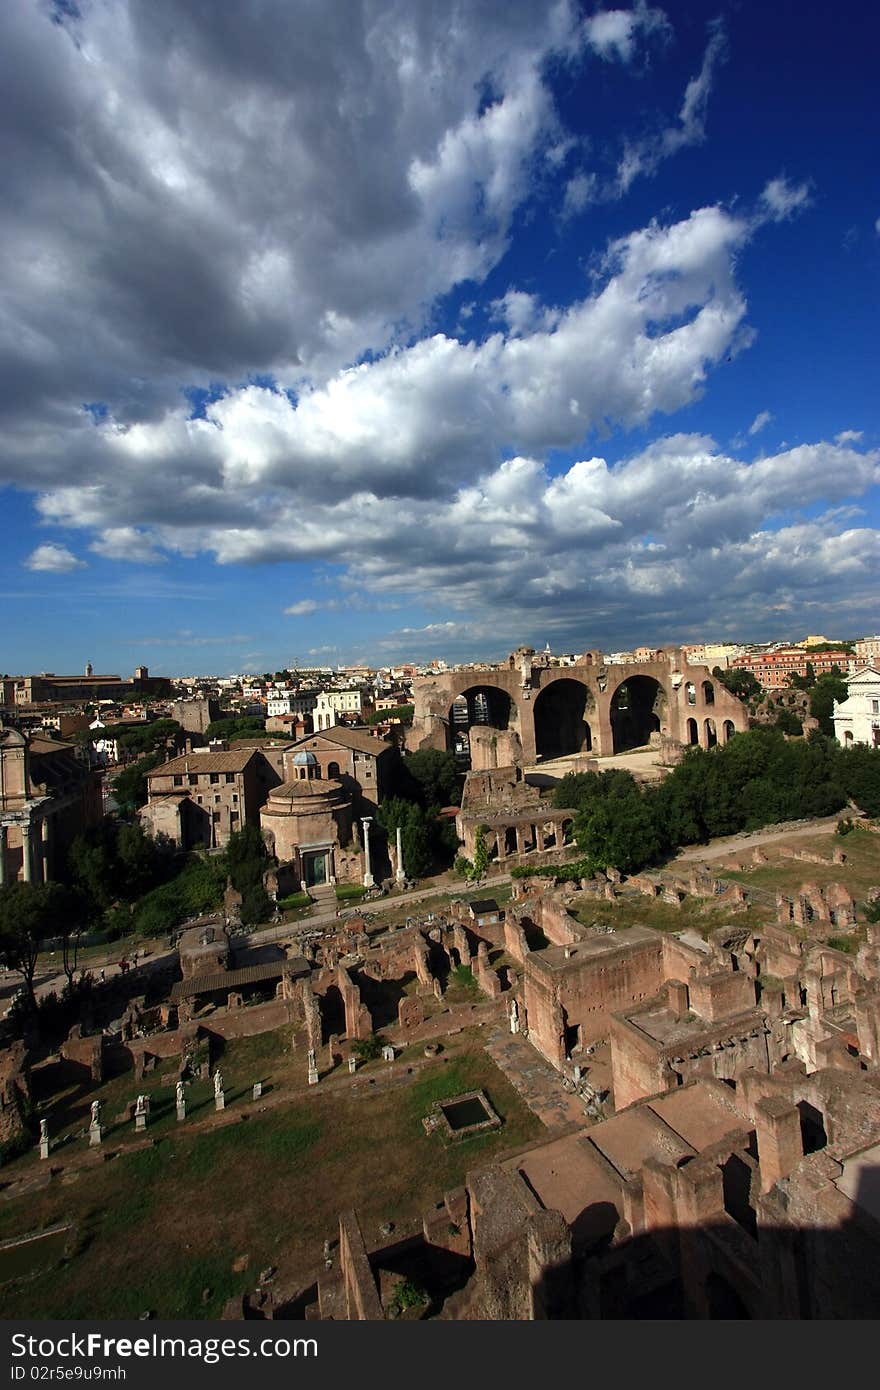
[410, 646, 748, 764]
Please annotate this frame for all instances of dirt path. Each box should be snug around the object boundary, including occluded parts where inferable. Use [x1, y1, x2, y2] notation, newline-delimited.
[672, 814, 844, 864]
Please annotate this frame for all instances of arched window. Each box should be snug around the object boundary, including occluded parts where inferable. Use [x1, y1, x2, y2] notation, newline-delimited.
[328, 761, 340, 778]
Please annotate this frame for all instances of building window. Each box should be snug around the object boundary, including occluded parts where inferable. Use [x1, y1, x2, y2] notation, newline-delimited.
[197, 796, 203, 804]
[232, 793, 238, 804]
[173, 775, 183, 787]
[225, 772, 235, 784]
[231, 811, 239, 823]
[188, 774, 198, 786]
[872, 700, 879, 715]
[210, 772, 219, 784]
[214, 795, 221, 804]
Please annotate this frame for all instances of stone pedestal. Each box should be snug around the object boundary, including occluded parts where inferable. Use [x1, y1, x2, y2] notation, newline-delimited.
[176, 1103, 186, 1122]
[308, 1065, 319, 1085]
[215, 1092, 226, 1111]
[252, 1082, 262, 1101]
[89, 1124, 103, 1147]
[39, 1140, 50, 1161]
[135, 1113, 147, 1132]
[348, 1057, 357, 1074]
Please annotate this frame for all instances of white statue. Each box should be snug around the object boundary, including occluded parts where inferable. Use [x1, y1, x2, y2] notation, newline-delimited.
[176, 1081, 185, 1106]
[90, 1100, 102, 1126]
[307, 1049, 316, 1069]
[213, 1070, 223, 1097]
[134, 1094, 147, 1116]
[39, 1118, 49, 1142]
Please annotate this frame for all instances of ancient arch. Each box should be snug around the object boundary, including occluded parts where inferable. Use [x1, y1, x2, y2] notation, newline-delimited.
[702, 679, 715, 705]
[686, 717, 699, 745]
[447, 684, 518, 766]
[704, 717, 718, 748]
[723, 720, 735, 743]
[533, 679, 594, 759]
[610, 676, 667, 754]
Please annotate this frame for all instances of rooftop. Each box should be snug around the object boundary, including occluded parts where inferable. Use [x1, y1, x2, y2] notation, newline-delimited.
[150, 750, 257, 776]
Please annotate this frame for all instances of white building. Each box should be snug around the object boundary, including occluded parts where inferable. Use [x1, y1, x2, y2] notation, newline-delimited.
[313, 688, 366, 731]
[266, 692, 318, 719]
[833, 667, 880, 749]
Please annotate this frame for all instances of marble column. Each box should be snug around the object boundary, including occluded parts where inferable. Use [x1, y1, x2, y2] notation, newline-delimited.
[395, 824, 405, 884]
[20, 823, 32, 883]
[40, 817, 51, 883]
[0, 826, 7, 887]
[361, 817, 374, 889]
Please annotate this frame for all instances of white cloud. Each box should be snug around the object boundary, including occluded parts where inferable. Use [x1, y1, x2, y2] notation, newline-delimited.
[24, 543, 85, 573]
[616, 22, 725, 193]
[283, 599, 321, 616]
[748, 409, 773, 436]
[89, 527, 165, 563]
[836, 429, 863, 445]
[561, 171, 597, 219]
[583, 5, 670, 63]
[759, 176, 812, 222]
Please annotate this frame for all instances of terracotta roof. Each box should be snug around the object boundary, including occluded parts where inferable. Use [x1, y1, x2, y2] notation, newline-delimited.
[268, 778, 346, 800]
[170, 956, 310, 1001]
[291, 727, 391, 756]
[149, 749, 257, 776]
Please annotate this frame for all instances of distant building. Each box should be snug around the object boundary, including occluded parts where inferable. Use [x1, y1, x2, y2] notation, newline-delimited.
[0, 728, 102, 884]
[738, 648, 853, 690]
[170, 697, 220, 734]
[833, 667, 880, 749]
[855, 636, 880, 665]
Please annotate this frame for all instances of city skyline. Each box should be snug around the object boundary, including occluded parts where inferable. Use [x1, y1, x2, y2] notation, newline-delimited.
[1, 1, 878, 673]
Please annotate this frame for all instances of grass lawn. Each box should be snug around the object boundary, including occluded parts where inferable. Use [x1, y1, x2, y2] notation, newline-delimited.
[0, 1039, 541, 1319]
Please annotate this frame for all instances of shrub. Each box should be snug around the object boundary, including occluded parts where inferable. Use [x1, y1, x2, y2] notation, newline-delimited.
[335, 883, 366, 901]
[352, 1033, 386, 1061]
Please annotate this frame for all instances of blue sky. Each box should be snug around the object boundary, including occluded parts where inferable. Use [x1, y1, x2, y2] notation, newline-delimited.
[1, 0, 878, 675]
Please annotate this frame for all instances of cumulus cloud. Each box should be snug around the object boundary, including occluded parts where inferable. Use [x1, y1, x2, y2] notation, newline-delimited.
[89, 527, 165, 563]
[0, 0, 587, 439]
[836, 429, 863, 445]
[748, 409, 773, 435]
[24, 543, 86, 573]
[31, 202, 753, 541]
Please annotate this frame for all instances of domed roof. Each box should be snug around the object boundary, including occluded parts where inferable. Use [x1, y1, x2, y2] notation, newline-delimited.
[268, 777, 347, 802]
[292, 750, 318, 765]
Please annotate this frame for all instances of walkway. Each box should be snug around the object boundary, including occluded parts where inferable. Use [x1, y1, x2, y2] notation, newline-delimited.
[672, 814, 844, 864]
[484, 1024, 588, 1132]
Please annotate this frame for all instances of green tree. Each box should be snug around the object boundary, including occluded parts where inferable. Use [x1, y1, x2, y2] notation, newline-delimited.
[575, 789, 662, 876]
[809, 671, 848, 736]
[113, 751, 162, 812]
[0, 882, 66, 1011]
[399, 748, 462, 808]
[713, 667, 762, 703]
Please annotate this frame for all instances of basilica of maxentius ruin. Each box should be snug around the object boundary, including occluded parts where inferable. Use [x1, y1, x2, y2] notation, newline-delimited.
[4, 645, 880, 1320]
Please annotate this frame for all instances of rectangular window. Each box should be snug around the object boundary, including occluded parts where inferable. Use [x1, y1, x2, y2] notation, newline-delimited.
[210, 772, 220, 784]
[232, 793, 238, 803]
[873, 700, 879, 715]
[214, 794, 221, 804]
[225, 772, 235, 784]
[188, 774, 198, 786]
[173, 775, 183, 787]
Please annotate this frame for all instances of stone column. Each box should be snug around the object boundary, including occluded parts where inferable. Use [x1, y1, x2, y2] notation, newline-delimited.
[41, 817, 51, 883]
[20, 823, 32, 883]
[536, 826, 545, 852]
[361, 817, 374, 888]
[395, 824, 405, 884]
[515, 826, 524, 855]
[0, 826, 7, 887]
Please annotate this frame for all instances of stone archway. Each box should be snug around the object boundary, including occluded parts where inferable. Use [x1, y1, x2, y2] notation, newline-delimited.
[447, 684, 518, 767]
[610, 676, 667, 754]
[533, 679, 594, 759]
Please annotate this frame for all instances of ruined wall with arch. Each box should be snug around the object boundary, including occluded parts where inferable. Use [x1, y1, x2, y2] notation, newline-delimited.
[409, 648, 748, 764]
